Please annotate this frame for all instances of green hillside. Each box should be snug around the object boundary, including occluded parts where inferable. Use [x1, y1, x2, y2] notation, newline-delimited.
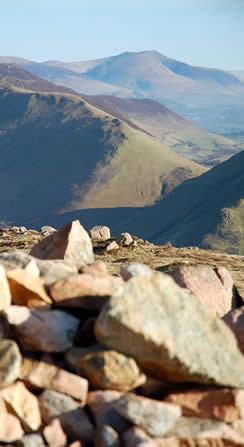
[0, 85, 205, 227]
[120, 151, 244, 254]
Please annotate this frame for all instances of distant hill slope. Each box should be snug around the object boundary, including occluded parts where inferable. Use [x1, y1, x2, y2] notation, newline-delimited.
[83, 95, 244, 166]
[1, 63, 243, 167]
[15, 50, 244, 134]
[0, 86, 205, 227]
[123, 151, 244, 255]
[0, 63, 76, 95]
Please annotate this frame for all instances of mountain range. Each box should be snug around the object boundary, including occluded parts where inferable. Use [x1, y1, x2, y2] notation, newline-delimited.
[1, 63, 243, 167]
[2, 51, 243, 134]
[0, 57, 243, 255]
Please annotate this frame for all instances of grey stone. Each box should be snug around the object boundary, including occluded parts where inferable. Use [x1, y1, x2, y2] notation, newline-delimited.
[95, 272, 244, 387]
[90, 226, 111, 241]
[120, 263, 153, 281]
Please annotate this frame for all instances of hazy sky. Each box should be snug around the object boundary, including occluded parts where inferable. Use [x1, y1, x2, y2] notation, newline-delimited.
[1, 0, 244, 69]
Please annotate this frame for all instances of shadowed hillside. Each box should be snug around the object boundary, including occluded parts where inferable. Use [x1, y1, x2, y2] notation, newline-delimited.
[121, 151, 244, 255]
[0, 86, 205, 227]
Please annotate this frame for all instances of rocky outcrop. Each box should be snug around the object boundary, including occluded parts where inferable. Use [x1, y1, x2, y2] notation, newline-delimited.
[0, 220, 244, 445]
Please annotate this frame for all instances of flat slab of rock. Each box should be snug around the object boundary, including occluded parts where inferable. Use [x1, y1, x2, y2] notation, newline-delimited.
[165, 387, 244, 423]
[5, 306, 79, 352]
[50, 273, 123, 311]
[95, 272, 244, 387]
[31, 220, 94, 267]
[39, 390, 94, 443]
[168, 265, 234, 318]
[112, 393, 181, 438]
[21, 358, 88, 405]
[0, 339, 22, 387]
[0, 380, 41, 431]
[66, 347, 146, 391]
[7, 268, 52, 308]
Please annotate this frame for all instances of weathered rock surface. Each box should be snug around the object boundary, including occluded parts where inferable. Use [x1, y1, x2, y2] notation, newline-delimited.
[120, 263, 153, 281]
[66, 347, 146, 391]
[105, 241, 119, 252]
[223, 306, 244, 354]
[35, 259, 77, 285]
[112, 393, 181, 438]
[168, 265, 234, 317]
[31, 220, 94, 266]
[7, 268, 52, 307]
[43, 418, 67, 447]
[165, 387, 244, 423]
[87, 390, 130, 434]
[0, 339, 22, 386]
[39, 390, 94, 443]
[49, 273, 123, 310]
[166, 416, 244, 444]
[40, 226, 56, 237]
[0, 397, 24, 443]
[90, 226, 111, 242]
[21, 358, 88, 405]
[81, 260, 107, 275]
[0, 265, 11, 310]
[5, 306, 79, 352]
[0, 380, 41, 431]
[95, 273, 244, 387]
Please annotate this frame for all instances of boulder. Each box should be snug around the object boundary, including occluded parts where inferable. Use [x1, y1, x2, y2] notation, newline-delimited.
[7, 268, 52, 308]
[0, 380, 41, 431]
[5, 306, 79, 352]
[35, 259, 77, 286]
[89, 226, 111, 241]
[40, 226, 56, 237]
[116, 233, 133, 246]
[95, 272, 244, 387]
[0, 266, 11, 310]
[66, 347, 146, 391]
[21, 357, 88, 405]
[43, 418, 67, 447]
[165, 387, 244, 423]
[105, 241, 119, 252]
[112, 393, 181, 438]
[0, 251, 37, 271]
[31, 220, 94, 267]
[168, 265, 234, 318]
[0, 397, 24, 443]
[87, 391, 130, 434]
[223, 306, 244, 354]
[120, 263, 153, 281]
[49, 273, 123, 311]
[39, 390, 94, 443]
[0, 339, 22, 387]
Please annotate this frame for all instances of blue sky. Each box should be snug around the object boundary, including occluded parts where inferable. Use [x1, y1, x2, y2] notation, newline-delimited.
[1, 0, 244, 69]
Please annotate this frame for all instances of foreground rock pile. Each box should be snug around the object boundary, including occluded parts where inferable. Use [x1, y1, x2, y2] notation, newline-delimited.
[1, 220, 244, 445]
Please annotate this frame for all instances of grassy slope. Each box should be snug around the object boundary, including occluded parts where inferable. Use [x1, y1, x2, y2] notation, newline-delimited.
[0, 86, 205, 226]
[83, 96, 244, 166]
[122, 151, 244, 254]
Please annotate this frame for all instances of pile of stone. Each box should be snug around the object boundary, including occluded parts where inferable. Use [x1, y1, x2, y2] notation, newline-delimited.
[0, 220, 244, 446]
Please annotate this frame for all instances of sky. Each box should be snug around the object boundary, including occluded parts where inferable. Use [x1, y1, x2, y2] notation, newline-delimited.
[1, 0, 244, 70]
